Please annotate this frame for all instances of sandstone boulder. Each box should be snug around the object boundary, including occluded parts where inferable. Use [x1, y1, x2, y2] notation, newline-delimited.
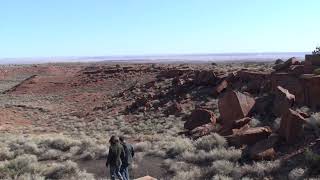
[228, 126, 272, 146]
[272, 86, 295, 117]
[218, 90, 255, 126]
[194, 70, 217, 86]
[279, 108, 307, 143]
[184, 109, 216, 130]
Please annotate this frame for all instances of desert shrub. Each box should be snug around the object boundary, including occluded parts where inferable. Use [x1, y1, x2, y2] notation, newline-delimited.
[209, 160, 236, 176]
[166, 138, 194, 158]
[39, 137, 80, 152]
[212, 174, 233, 180]
[40, 149, 63, 161]
[134, 142, 152, 152]
[0, 146, 14, 161]
[288, 168, 306, 180]
[304, 148, 320, 174]
[194, 133, 227, 151]
[232, 160, 281, 179]
[181, 148, 242, 165]
[43, 160, 86, 179]
[0, 155, 40, 179]
[172, 167, 202, 180]
[120, 126, 135, 135]
[12, 173, 45, 180]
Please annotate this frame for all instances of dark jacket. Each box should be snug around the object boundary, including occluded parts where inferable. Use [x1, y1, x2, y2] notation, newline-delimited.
[121, 142, 135, 166]
[106, 143, 125, 167]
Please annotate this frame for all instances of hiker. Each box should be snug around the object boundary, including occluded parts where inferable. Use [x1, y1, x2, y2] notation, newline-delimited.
[119, 136, 135, 180]
[106, 135, 125, 180]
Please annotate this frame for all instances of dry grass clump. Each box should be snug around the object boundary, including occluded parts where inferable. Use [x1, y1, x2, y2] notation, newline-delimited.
[194, 133, 227, 151]
[166, 138, 194, 158]
[181, 147, 242, 165]
[0, 134, 107, 162]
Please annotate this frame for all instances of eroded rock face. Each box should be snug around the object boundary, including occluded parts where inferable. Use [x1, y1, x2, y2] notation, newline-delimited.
[279, 108, 306, 143]
[272, 86, 295, 117]
[228, 126, 272, 146]
[218, 90, 255, 126]
[184, 109, 216, 130]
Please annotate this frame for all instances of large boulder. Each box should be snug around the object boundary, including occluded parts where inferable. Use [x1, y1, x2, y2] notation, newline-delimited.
[194, 70, 217, 86]
[272, 86, 295, 117]
[218, 90, 255, 126]
[227, 126, 272, 146]
[278, 108, 307, 143]
[184, 109, 216, 130]
[248, 134, 279, 160]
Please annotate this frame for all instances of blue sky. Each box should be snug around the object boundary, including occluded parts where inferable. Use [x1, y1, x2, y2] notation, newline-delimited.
[0, 0, 319, 58]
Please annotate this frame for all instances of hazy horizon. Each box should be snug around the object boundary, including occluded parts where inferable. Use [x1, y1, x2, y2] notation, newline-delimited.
[0, 51, 309, 64]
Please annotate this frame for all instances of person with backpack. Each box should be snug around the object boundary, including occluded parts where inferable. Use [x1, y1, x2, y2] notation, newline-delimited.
[119, 136, 135, 180]
[106, 135, 125, 180]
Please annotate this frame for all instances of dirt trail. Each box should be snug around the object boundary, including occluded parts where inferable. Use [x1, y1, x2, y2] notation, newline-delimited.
[77, 156, 170, 179]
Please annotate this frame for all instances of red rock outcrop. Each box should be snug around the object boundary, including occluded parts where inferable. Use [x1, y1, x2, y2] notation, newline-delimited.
[228, 126, 272, 146]
[194, 70, 217, 86]
[184, 109, 216, 130]
[279, 108, 307, 143]
[218, 90, 255, 126]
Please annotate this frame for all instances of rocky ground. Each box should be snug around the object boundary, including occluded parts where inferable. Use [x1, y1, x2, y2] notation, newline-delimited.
[1, 56, 320, 180]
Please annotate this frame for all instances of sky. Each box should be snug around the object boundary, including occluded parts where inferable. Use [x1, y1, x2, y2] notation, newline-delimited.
[0, 0, 319, 58]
